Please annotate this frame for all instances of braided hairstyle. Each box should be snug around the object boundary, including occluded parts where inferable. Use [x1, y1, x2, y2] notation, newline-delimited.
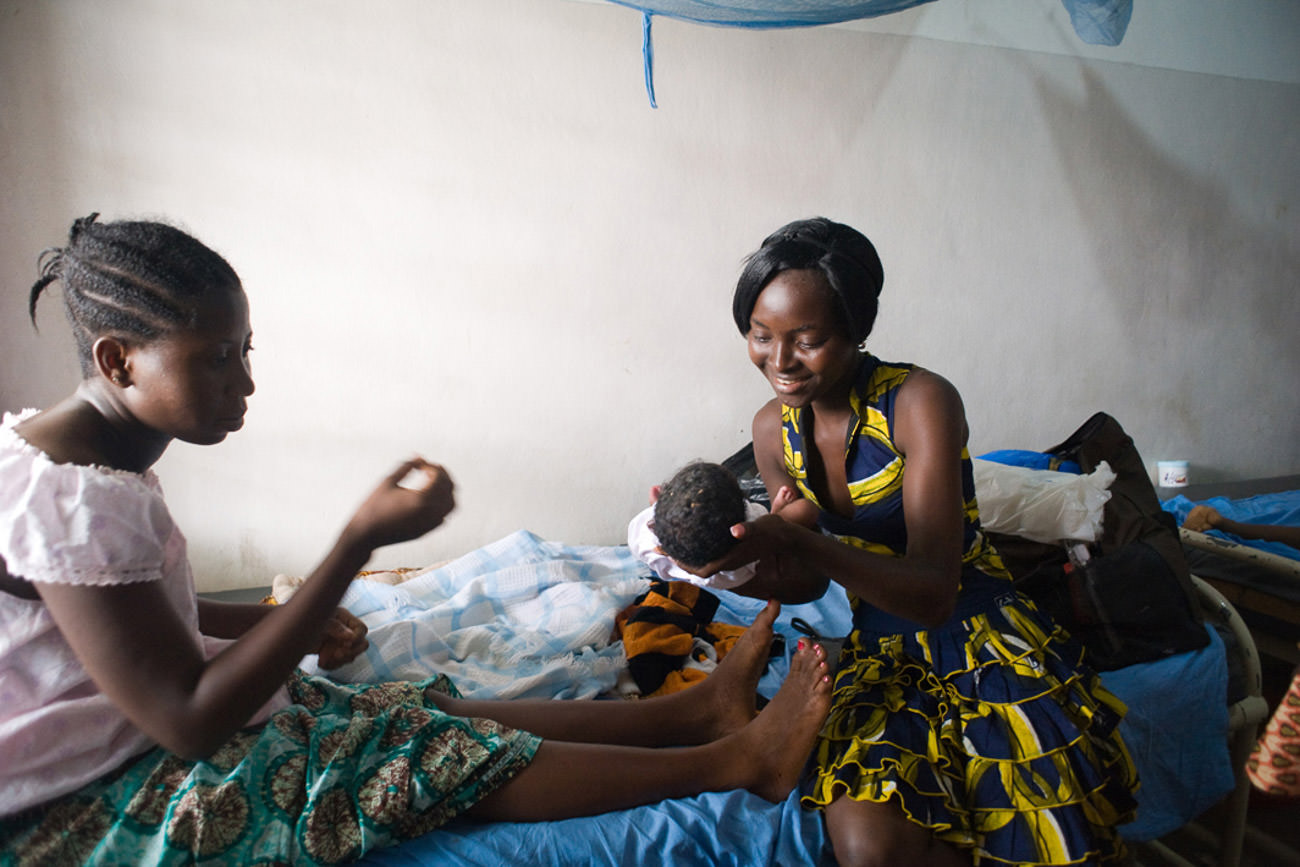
[653, 461, 747, 569]
[29, 213, 242, 376]
[732, 217, 884, 345]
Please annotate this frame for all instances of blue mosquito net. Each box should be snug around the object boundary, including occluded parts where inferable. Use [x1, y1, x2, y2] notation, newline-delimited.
[604, 0, 1134, 106]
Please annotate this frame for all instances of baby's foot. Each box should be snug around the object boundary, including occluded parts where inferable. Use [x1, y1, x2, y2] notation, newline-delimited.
[770, 485, 799, 514]
[696, 600, 781, 739]
[734, 639, 832, 803]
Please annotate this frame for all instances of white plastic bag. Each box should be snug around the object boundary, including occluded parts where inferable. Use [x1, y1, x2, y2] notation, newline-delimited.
[973, 459, 1116, 544]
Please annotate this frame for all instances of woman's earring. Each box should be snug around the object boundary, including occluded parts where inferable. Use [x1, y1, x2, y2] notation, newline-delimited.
[111, 371, 125, 385]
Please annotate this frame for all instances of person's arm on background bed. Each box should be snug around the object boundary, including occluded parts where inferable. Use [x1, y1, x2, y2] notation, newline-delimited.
[1183, 504, 1300, 551]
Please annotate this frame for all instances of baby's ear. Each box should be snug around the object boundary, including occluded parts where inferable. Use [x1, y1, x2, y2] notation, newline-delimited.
[649, 485, 662, 504]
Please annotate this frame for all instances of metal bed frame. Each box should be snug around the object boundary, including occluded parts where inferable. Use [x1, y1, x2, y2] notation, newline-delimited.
[1132, 576, 1280, 867]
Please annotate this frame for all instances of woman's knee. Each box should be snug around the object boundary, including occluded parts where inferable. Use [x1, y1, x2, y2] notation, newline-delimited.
[827, 824, 890, 867]
[825, 797, 963, 867]
[829, 826, 923, 867]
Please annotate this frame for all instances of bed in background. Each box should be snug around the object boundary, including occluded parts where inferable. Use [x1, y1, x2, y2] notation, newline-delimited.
[1155, 479, 1300, 867]
[1159, 477, 1300, 666]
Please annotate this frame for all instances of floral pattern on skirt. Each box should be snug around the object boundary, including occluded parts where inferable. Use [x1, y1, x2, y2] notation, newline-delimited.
[0, 671, 540, 865]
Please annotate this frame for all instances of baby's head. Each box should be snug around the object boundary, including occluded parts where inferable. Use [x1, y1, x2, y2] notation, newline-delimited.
[653, 461, 746, 568]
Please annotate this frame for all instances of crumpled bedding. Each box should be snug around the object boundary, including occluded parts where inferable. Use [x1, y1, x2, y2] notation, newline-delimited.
[299, 530, 651, 699]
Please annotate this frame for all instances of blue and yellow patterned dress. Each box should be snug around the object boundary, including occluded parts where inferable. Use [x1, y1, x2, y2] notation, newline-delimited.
[791, 355, 1139, 866]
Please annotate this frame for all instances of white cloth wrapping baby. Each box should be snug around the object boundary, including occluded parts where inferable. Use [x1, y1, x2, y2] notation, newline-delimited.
[626, 500, 768, 590]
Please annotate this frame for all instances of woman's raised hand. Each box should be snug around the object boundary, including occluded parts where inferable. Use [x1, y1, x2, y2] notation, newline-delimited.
[344, 457, 456, 551]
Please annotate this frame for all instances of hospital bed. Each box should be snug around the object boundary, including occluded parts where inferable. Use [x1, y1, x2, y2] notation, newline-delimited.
[348, 422, 1273, 865]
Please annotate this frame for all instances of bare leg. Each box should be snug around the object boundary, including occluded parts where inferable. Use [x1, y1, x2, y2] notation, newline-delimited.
[429, 600, 782, 747]
[467, 638, 833, 821]
[824, 795, 971, 867]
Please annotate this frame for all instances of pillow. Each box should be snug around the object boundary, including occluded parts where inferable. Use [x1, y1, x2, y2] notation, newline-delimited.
[974, 459, 1116, 544]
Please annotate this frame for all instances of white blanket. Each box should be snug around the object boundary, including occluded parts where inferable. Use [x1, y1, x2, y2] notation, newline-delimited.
[299, 530, 651, 699]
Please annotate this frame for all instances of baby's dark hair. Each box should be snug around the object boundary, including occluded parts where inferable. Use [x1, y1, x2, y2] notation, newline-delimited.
[732, 217, 884, 345]
[29, 213, 242, 376]
[653, 461, 747, 568]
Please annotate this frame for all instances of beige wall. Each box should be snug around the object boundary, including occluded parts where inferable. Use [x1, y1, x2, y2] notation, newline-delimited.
[2, 0, 1297, 590]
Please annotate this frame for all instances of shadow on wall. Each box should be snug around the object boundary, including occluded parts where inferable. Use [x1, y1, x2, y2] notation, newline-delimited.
[1, 5, 89, 408]
[1029, 59, 1299, 477]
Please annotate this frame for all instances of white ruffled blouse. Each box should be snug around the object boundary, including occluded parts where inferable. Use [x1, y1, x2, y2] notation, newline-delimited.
[0, 409, 286, 815]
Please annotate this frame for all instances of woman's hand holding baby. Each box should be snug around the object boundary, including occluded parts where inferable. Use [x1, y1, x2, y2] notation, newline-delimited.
[674, 514, 828, 604]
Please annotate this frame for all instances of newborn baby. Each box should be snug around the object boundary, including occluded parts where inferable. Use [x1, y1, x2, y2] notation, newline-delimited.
[627, 461, 802, 590]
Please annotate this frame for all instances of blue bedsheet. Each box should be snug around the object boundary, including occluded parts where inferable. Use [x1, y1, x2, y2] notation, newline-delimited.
[354, 534, 1231, 865]
[1101, 625, 1234, 841]
[361, 788, 832, 866]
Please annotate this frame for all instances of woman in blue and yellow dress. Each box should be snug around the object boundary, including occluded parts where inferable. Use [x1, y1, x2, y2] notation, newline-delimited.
[688, 218, 1139, 865]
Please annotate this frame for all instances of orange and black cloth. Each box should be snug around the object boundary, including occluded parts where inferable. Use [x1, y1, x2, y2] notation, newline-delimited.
[614, 579, 747, 697]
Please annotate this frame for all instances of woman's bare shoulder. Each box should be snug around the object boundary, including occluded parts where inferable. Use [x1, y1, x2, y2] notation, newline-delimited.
[751, 397, 782, 434]
[894, 367, 968, 449]
[897, 366, 964, 410]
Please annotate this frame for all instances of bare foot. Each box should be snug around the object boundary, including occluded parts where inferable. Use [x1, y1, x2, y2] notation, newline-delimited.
[730, 638, 832, 803]
[425, 598, 786, 748]
[691, 599, 782, 740]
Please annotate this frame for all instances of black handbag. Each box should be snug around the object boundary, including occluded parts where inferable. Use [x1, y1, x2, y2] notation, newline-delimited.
[986, 412, 1209, 670]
